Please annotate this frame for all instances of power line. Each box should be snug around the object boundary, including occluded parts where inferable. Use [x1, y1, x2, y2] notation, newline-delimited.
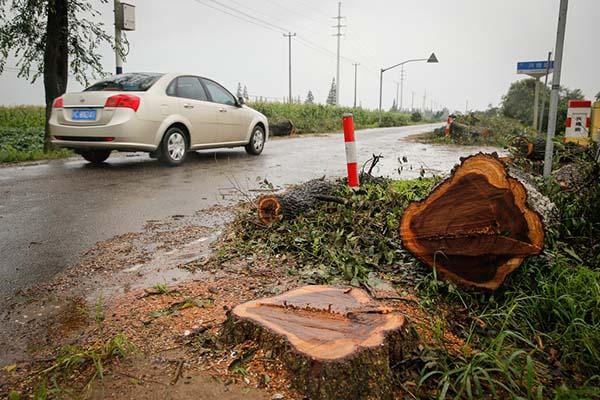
[4, 65, 78, 79]
[224, 0, 339, 57]
[261, 0, 373, 68]
[189, 0, 355, 67]
[261, 0, 327, 28]
[189, 0, 404, 106]
[286, 0, 380, 67]
[204, 0, 288, 32]
[190, 0, 283, 34]
[289, 0, 334, 21]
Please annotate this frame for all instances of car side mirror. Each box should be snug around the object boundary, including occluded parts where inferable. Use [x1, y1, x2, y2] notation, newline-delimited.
[237, 96, 245, 106]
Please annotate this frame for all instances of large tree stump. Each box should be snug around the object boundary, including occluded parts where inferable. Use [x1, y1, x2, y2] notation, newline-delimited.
[511, 136, 546, 161]
[399, 153, 545, 290]
[223, 285, 417, 400]
[257, 178, 340, 224]
[269, 119, 297, 136]
[526, 138, 547, 161]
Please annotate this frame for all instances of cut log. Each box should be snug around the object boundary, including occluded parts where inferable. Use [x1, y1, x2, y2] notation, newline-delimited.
[512, 137, 588, 162]
[269, 119, 297, 136]
[257, 178, 339, 224]
[223, 285, 417, 400]
[552, 162, 598, 191]
[448, 121, 489, 139]
[399, 153, 545, 290]
[507, 166, 559, 228]
[510, 136, 545, 161]
[526, 138, 546, 161]
[449, 121, 469, 137]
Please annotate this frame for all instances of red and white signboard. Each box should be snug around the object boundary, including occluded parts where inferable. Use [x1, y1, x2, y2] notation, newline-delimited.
[565, 100, 591, 143]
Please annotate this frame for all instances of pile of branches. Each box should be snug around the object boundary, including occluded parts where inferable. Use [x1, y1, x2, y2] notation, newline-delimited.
[434, 113, 491, 140]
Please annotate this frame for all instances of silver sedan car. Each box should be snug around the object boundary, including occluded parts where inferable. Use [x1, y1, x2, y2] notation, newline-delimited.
[49, 73, 269, 165]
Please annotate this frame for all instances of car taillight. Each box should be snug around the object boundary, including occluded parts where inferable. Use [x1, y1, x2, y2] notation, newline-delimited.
[53, 97, 64, 108]
[104, 94, 140, 111]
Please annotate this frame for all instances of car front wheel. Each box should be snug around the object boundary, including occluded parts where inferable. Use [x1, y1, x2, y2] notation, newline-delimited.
[159, 127, 188, 166]
[80, 149, 111, 164]
[245, 125, 265, 155]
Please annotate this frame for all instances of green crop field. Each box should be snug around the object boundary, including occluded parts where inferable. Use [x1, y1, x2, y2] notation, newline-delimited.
[0, 103, 431, 163]
[0, 106, 71, 163]
[249, 102, 415, 133]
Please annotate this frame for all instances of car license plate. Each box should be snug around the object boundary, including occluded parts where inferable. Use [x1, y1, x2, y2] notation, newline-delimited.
[72, 109, 97, 121]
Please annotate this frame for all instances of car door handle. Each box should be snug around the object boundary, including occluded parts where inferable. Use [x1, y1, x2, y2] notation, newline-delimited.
[219, 108, 227, 113]
[183, 103, 194, 109]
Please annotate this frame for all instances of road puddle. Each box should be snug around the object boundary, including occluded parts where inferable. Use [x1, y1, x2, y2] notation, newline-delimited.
[130, 232, 219, 290]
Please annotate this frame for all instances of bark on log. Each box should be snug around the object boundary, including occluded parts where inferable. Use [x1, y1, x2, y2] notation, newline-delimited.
[510, 136, 545, 161]
[269, 119, 297, 136]
[526, 138, 546, 161]
[399, 153, 545, 290]
[450, 121, 469, 137]
[257, 179, 339, 224]
[552, 162, 598, 191]
[223, 285, 417, 400]
[507, 166, 559, 228]
[512, 137, 587, 162]
[448, 121, 489, 139]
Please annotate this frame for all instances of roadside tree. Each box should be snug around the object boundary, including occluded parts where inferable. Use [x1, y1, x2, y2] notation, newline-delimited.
[326, 78, 336, 105]
[305, 90, 314, 104]
[501, 78, 584, 133]
[0, 0, 117, 151]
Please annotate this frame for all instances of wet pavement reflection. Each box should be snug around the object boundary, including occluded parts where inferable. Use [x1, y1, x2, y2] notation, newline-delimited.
[0, 123, 504, 301]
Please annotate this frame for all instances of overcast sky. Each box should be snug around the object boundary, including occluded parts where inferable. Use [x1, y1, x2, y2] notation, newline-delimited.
[1, 0, 599, 112]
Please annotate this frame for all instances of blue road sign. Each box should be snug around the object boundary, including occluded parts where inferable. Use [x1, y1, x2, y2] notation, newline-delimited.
[517, 61, 554, 76]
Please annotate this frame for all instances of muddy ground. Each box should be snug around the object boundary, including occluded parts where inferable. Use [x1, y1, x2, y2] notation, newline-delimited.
[1, 127, 504, 398]
[0, 195, 466, 399]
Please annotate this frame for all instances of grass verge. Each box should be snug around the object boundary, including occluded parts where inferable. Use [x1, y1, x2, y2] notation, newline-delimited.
[0, 104, 435, 163]
[247, 102, 429, 133]
[7, 334, 136, 399]
[219, 168, 600, 398]
[418, 112, 533, 148]
[0, 107, 72, 163]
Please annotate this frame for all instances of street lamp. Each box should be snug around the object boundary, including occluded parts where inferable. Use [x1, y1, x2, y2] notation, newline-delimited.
[378, 53, 438, 124]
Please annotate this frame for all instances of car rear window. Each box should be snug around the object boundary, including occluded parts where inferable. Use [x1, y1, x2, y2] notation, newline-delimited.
[85, 73, 163, 92]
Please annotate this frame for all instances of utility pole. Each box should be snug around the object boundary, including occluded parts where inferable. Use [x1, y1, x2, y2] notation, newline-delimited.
[400, 65, 405, 110]
[422, 90, 426, 112]
[538, 51, 553, 132]
[377, 53, 438, 123]
[411, 91, 415, 111]
[395, 82, 399, 110]
[283, 32, 296, 104]
[379, 70, 383, 115]
[533, 77, 540, 128]
[352, 63, 359, 108]
[544, 0, 568, 179]
[114, 0, 123, 74]
[332, 2, 344, 106]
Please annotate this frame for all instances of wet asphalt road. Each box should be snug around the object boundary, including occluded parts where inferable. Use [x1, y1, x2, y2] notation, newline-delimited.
[0, 123, 503, 302]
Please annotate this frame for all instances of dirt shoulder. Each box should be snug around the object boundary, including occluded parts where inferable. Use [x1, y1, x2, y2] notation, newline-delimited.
[0, 194, 464, 399]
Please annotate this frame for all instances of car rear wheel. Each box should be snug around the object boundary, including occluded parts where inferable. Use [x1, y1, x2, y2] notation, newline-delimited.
[245, 125, 265, 155]
[159, 127, 188, 166]
[80, 150, 111, 164]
